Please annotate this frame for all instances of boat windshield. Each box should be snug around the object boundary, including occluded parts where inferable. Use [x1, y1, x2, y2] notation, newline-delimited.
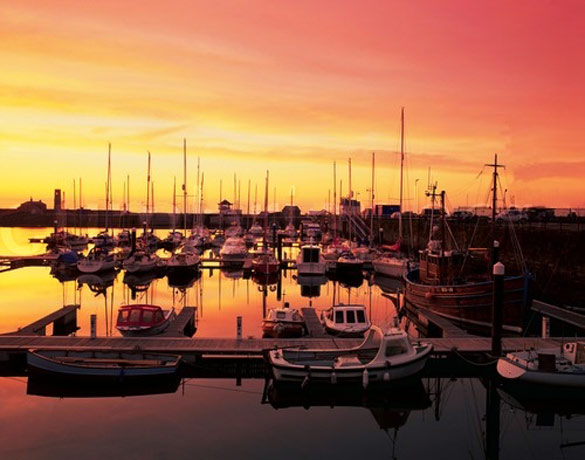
[346, 310, 356, 323]
[276, 311, 286, 320]
[335, 310, 344, 323]
[356, 310, 366, 323]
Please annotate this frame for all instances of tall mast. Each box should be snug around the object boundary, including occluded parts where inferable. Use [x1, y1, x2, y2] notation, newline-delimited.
[333, 162, 337, 240]
[199, 172, 205, 228]
[254, 184, 258, 223]
[485, 153, 505, 238]
[146, 151, 151, 224]
[371, 151, 375, 243]
[105, 143, 111, 232]
[348, 158, 352, 244]
[172, 176, 177, 233]
[247, 179, 251, 229]
[264, 170, 269, 249]
[195, 156, 200, 229]
[183, 138, 187, 235]
[399, 107, 405, 242]
[126, 174, 130, 214]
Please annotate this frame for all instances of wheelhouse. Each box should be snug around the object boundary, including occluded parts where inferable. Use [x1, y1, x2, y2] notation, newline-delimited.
[116, 305, 166, 329]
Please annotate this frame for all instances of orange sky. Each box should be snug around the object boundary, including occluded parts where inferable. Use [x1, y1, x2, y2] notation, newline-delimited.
[1, 0, 584, 213]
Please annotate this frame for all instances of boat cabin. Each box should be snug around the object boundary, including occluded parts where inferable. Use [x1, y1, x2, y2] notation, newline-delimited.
[116, 305, 166, 330]
[323, 304, 368, 326]
[265, 307, 303, 324]
[418, 246, 490, 285]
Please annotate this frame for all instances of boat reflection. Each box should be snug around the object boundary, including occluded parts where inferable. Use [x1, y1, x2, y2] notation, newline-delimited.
[296, 274, 327, 298]
[77, 270, 118, 294]
[263, 378, 431, 432]
[167, 269, 202, 290]
[123, 270, 165, 293]
[27, 375, 182, 398]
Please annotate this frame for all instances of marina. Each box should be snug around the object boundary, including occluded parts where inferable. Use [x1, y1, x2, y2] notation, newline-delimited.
[2, 2, 585, 458]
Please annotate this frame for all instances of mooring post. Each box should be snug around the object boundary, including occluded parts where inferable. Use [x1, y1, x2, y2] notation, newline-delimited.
[542, 316, 550, 339]
[491, 240, 500, 267]
[378, 227, 384, 245]
[277, 233, 283, 263]
[90, 314, 97, 338]
[131, 227, 136, 255]
[492, 262, 505, 355]
[236, 316, 242, 340]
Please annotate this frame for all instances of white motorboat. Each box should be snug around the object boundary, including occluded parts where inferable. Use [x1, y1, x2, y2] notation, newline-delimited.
[267, 325, 433, 386]
[262, 304, 305, 338]
[123, 250, 160, 273]
[320, 304, 372, 337]
[296, 244, 326, 275]
[323, 243, 344, 270]
[166, 246, 201, 272]
[497, 342, 585, 387]
[220, 237, 248, 265]
[77, 247, 117, 273]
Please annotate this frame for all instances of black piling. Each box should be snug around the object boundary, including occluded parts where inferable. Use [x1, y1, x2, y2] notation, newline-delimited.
[491, 262, 505, 356]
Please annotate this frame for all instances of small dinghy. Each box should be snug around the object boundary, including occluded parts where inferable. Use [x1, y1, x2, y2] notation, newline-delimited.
[116, 304, 176, 337]
[266, 325, 432, 387]
[497, 342, 585, 387]
[27, 350, 182, 382]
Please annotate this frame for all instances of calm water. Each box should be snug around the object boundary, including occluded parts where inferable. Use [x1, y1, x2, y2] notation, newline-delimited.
[0, 228, 584, 459]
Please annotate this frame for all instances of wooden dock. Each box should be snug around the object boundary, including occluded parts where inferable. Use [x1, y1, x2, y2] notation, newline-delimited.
[301, 308, 327, 338]
[0, 253, 59, 272]
[159, 307, 197, 338]
[531, 300, 585, 330]
[2, 305, 79, 337]
[416, 308, 474, 338]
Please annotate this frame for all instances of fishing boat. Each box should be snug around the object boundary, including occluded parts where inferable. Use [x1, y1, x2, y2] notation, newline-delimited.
[27, 349, 181, 382]
[77, 247, 117, 273]
[262, 304, 306, 338]
[123, 250, 160, 273]
[497, 342, 585, 387]
[252, 249, 280, 274]
[219, 236, 248, 266]
[403, 157, 530, 334]
[296, 243, 326, 275]
[266, 325, 432, 386]
[320, 304, 371, 337]
[116, 304, 176, 337]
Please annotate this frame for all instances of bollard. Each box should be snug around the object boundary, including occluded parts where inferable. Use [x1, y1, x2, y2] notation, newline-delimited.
[236, 316, 242, 340]
[491, 262, 505, 356]
[542, 316, 550, 339]
[378, 227, 384, 245]
[90, 314, 97, 338]
[491, 240, 500, 267]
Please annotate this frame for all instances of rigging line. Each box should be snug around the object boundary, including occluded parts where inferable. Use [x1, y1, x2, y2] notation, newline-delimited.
[181, 381, 263, 395]
[468, 379, 487, 454]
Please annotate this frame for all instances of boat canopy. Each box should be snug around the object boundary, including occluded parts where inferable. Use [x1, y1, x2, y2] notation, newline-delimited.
[117, 305, 165, 327]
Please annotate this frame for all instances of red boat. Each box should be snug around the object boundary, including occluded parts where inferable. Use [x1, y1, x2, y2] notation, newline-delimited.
[252, 250, 280, 275]
[116, 304, 176, 337]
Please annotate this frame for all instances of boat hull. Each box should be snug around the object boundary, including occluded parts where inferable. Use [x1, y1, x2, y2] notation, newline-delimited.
[372, 256, 408, 278]
[262, 320, 305, 338]
[497, 356, 585, 387]
[403, 269, 528, 333]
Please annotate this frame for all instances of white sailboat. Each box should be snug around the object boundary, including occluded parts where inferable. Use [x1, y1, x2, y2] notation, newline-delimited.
[373, 108, 410, 278]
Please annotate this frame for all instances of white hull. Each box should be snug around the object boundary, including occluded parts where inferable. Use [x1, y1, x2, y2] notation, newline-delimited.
[497, 356, 585, 387]
[373, 256, 408, 278]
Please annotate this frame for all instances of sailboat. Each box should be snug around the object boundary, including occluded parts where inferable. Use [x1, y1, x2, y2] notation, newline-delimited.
[252, 170, 280, 274]
[403, 155, 531, 333]
[373, 108, 410, 278]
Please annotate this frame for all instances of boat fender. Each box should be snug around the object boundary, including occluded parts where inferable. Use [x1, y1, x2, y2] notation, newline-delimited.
[383, 372, 390, 382]
[331, 370, 337, 384]
[362, 369, 369, 389]
[301, 365, 311, 389]
[564, 343, 574, 353]
[425, 291, 433, 300]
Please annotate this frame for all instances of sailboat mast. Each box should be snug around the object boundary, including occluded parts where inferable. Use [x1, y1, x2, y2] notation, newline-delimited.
[333, 161, 337, 239]
[264, 171, 269, 249]
[371, 151, 375, 243]
[183, 138, 187, 235]
[146, 151, 151, 224]
[348, 158, 352, 244]
[105, 143, 111, 232]
[486, 154, 504, 240]
[399, 108, 404, 242]
[196, 156, 200, 228]
[247, 179, 251, 229]
[172, 176, 177, 233]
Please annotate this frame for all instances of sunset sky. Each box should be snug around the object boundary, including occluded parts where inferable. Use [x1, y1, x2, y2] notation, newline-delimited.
[1, 0, 584, 213]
